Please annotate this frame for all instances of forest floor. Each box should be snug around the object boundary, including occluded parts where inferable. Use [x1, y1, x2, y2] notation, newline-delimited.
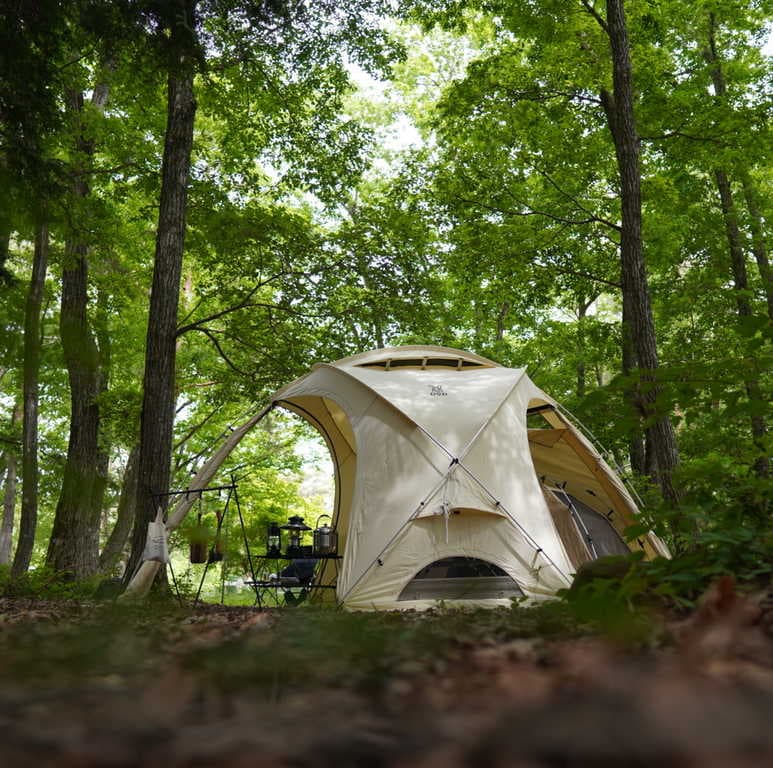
[1, 578, 772, 768]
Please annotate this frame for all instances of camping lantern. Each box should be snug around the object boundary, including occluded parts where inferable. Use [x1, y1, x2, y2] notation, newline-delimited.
[313, 514, 337, 556]
[267, 522, 282, 556]
[281, 515, 311, 556]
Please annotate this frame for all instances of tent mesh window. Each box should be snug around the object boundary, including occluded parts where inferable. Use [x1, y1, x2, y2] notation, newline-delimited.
[358, 359, 485, 369]
[552, 490, 630, 557]
[398, 557, 524, 601]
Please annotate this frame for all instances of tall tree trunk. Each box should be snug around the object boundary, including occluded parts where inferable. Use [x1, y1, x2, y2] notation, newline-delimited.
[0, 404, 21, 565]
[713, 169, 768, 478]
[705, 17, 768, 479]
[601, 0, 681, 507]
[12, 223, 48, 577]
[99, 444, 140, 574]
[46, 83, 110, 578]
[739, 172, 773, 322]
[124, 7, 198, 584]
[92, 289, 112, 545]
[46, 236, 104, 576]
[621, 299, 645, 474]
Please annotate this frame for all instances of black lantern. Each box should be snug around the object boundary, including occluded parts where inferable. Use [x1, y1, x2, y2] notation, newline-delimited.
[266, 522, 282, 556]
[281, 515, 311, 557]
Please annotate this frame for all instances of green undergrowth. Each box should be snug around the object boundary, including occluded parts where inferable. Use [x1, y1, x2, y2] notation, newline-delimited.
[563, 519, 773, 643]
[0, 564, 106, 600]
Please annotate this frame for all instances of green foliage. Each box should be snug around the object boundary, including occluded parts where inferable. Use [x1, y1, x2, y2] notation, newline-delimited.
[0, 565, 102, 601]
[565, 495, 773, 637]
[0, 0, 770, 600]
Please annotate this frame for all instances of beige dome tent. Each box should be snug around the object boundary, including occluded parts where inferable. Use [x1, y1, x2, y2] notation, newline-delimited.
[125, 345, 669, 607]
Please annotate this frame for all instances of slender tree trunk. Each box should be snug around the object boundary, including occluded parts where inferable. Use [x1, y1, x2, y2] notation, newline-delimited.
[46, 83, 111, 578]
[600, 0, 681, 507]
[705, 18, 768, 479]
[0, 225, 12, 285]
[0, 452, 17, 565]
[575, 297, 592, 399]
[99, 444, 140, 574]
[621, 298, 645, 474]
[739, 173, 773, 322]
[124, 12, 198, 584]
[12, 223, 48, 577]
[0, 404, 21, 565]
[712, 170, 768, 478]
[92, 289, 111, 544]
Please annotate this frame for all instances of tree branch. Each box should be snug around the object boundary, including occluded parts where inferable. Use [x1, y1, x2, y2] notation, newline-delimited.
[176, 284, 260, 337]
[580, 0, 609, 34]
[532, 259, 621, 289]
[173, 406, 221, 452]
[188, 326, 249, 376]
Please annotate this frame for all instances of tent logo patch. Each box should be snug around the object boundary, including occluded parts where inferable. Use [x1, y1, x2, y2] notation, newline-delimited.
[429, 385, 448, 397]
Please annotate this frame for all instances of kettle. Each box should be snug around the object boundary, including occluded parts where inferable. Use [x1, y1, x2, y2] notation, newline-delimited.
[313, 514, 338, 556]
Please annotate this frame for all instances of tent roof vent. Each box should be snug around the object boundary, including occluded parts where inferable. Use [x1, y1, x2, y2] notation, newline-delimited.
[358, 358, 485, 370]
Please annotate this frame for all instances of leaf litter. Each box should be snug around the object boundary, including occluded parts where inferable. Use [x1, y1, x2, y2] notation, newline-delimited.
[0, 577, 771, 767]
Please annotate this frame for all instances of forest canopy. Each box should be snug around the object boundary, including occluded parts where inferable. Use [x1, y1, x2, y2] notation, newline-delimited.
[0, 0, 770, 596]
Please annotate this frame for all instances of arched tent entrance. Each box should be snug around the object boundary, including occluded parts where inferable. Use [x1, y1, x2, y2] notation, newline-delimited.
[124, 345, 669, 607]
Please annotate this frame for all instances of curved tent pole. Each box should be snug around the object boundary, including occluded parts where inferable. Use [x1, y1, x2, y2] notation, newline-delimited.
[121, 403, 275, 599]
[552, 400, 645, 510]
[166, 403, 275, 529]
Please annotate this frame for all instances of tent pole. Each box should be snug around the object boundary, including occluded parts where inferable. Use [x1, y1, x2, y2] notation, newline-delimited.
[166, 403, 275, 530]
[123, 403, 274, 600]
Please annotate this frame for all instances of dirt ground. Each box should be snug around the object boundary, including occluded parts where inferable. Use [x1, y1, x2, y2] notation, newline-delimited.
[1, 578, 772, 767]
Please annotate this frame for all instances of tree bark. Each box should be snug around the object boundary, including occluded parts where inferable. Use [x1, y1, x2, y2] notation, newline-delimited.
[0, 451, 17, 565]
[99, 444, 140, 574]
[740, 172, 773, 322]
[124, 6, 198, 584]
[11, 223, 48, 577]
[0, 404, 21, 565]
[601, 0, 681, 507]
[621, 297, 645, 474]
[46, 83, 111, 578]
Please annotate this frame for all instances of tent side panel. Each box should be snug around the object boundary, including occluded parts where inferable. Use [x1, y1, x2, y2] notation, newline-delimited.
[344, 515, 568, 609]
[543, 487, 593, 570]
[459, 381, 575, 580]
[340, 397, 452, 601]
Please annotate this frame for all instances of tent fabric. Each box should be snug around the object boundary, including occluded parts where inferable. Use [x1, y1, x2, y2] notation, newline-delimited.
[265, 345, 668, 610]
